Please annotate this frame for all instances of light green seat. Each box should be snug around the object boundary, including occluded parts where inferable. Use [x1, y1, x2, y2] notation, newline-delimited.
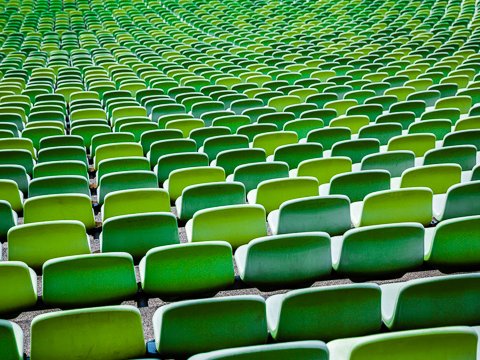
[28, 175, 90, 198]
[42, 253, 137, 308]
[381, 274, 480, 331]
[327, 326, 477, 360]
[360, 151, 415, 177]
[102, 188, 170, 221]
[140, 241, 234, 298]
[399, 164, 462, 194]
[164, 166, 225, 201]
[101, 212, 178, 261]
[176, 182, 245, 221]
[0, 138, 35, 159]
[153, 295, 267, 358]
[252, 131, 298, 156]
[23, 194, 95, 230]
[30, 305, 146, 360]
[330, 115, 370, 134]
[248, 177, 319, 213]
[353, 188, 433, 227]
[97, 157, 150, 183]
[435, 181, 480, 221]
[0, 179, 23, 212]
[294, 157, 352, 185]
[436, 95, 472, 114]
[97, 171, 157, 205]
[186, 204, 267, 249]
[332, 223, 424, 279]
[0, 320, 24, 360]
[8, 218, 90, 270]
[33, 160, 88, 179]
[188, 341, 328, 360]
[94, 142, 143, 169]
[235, 232, 331, 288]
[267, 284, 381, 342]
[387, 134, 436, 157]
[425, 215, 480, 270]
[0, 261, 37, 315]
[455, 116, 480, 131]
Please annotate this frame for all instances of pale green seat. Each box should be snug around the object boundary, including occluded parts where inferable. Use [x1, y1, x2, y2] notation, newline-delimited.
[0, 320, 24, 360]
[102, 188, 170, 221]
[435, 95, 472, 114]
[425, 215, 480, 270]
[268, 195, 351, 236]
[330, 115, 370, 134]
[0, 179, 23, 212]
[294, 157, 352, 185]
[28, 175, 90, 198]
[188, 341, 328, 360]
[230, 161, 289, 192]
[0, 138, 36, 159]
[33, 161, 88, 179]
[0, 261, 37, 315]
[186, 204, 267, 249]
[332, 223, 424, 279]
[140, 241, 234, 298]
[252, 131, 298, 156]
[387, 134, 436, 157]
[30, 305, 146, 360]
[164, 166, 225, 201]
[153, 295, 267, 358]
[398, 164, 462, 194]
[235, 232, 331, 288]
[267, 284, 381, 342]
[23, 194, 95, 230]
[101, 212, 178, 261]
[360, 151, 415, 177]
[327, 326, 477, 360]
[248, 177, 319, 213]
[435, 181, 480, 221]
[97, 171, 157, 205]
[8, 220, 90, 271]
[381, 274, 480, 331]
[352, 188, 433, 227]
[455, 116, 480, 131]
[94, 142, 143, 169]
[176, 182, 245, 221]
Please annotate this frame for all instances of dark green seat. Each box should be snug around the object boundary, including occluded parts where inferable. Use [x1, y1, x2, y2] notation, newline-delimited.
[28, 175, 90, 198]
[361, 151, 415, 177]
[328, 170, 391, 203]
[230, 162, 289, 192]
[271, 143, 323, 169]
[0, 320, 24, 360]
[235, 232, 331, 288]
[214, 148, 266, 176]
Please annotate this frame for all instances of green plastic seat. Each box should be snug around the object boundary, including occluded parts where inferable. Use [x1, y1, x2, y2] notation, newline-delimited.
[90, 132, 135, 157]
[425, 215, 480, 270]
[423, 145, 477, 171]
[381, 274, 480, 331]
[283, 119, 324, 139]
[102, 188, 170, 221]
[252, 131, 298, 157]
[188, 341, 329, 360]
[94, 142, 143, 169]
[8, 220, 90, 270]
[176, 182, 245, 221]
[421, 108, 461, 123]
[443, 130, 480, 150]
[398, 164, 462, 194]
[327, 326, 477, 360]
[435, 181, 480, 221]
[39, 135, 84, 150]
[33, 160, 88, 179]
[330, 115, 370, 134]
[140, 241, 234, 298]
[153, 295, 267, 358]
[331, 139, 380, 164]
[387, 134, 436, 157]
[186, 204, 267, 249]
[30, 305, 146, 360]
[376, 112, 416, 130]
[0, 179, 23, 212]
[0, 261, 37, 315]
[248, 177, 319, 213]
[29, 175, 90, 198]
[42, 253, 137, 307]
[235, 232, 331, 288]
[214, 148, 266, 176]
[200, 134, 249, 161]
[436, 95, 472, 114]
[97, 157, 150, 183]
[149, 138, 197, 167]
[0, 320, 24, 360]
[408, 119, 452, 140]
[360, 151, 415, 177]
[101, 212, 178, 261]
[97, 171, 157, 205]
[230, 162, 289, 192]
[328, 170, 391, 203]
[0, 200, 16, 241]
[305, 127, 351, 150]
[267, 284, 381, 342]
[37, 146, 88, 166]
[332, 223, 424, 279]
[352, 188, 433, 227]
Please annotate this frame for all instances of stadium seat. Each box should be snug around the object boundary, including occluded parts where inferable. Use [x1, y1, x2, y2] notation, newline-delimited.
[229, 161, 289, 192]
[0, 320, 24, 360]
[0, 200, 16, 241]
[0, 261, 37, 315]
[434, 181, 480, 220]
[153, 295, 267, 358]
